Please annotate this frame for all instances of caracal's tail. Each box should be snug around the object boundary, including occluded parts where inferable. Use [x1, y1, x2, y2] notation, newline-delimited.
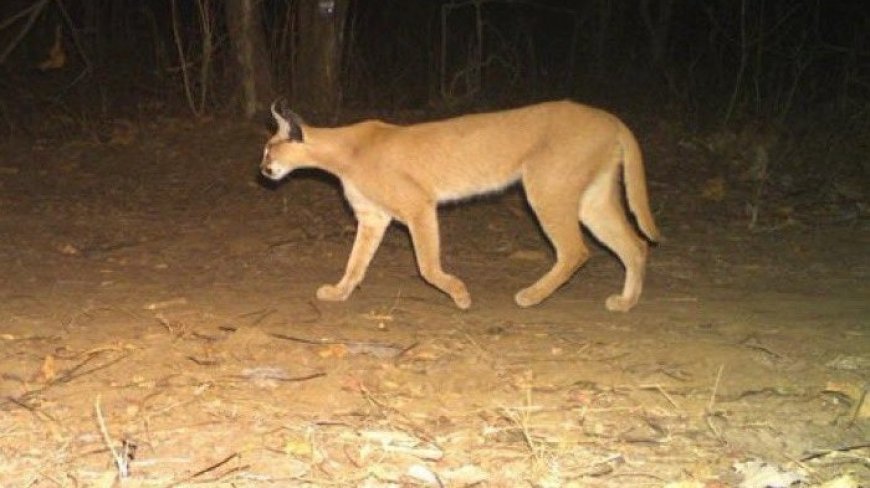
[617, 123, 661, 242]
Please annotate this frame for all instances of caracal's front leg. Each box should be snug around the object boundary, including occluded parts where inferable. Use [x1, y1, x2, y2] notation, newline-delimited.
[406, 205, 471, 309]
[317, 209, 391, 302]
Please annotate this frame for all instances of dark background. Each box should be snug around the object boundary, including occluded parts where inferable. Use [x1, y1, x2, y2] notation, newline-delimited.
[0, 0, 867, 197]
[0, 0, 870, 208]
[1, 2, 867, 119]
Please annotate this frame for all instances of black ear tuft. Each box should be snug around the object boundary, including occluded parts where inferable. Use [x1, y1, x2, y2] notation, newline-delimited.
[274, 98, 305, 142]
[288, 115, 304, 142]
[275, 97, 291, 118]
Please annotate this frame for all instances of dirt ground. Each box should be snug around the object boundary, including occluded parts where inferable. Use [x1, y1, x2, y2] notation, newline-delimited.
[0, 115, 867, 487]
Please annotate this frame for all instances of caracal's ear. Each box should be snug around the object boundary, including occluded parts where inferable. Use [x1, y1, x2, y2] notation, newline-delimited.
[270, 98, 305, 142]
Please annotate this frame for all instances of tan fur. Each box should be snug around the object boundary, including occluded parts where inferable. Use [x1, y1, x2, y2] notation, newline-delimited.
[261, 100, 660, 311]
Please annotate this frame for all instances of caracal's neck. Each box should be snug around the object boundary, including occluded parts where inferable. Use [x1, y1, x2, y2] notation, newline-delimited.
[303, 124, 366, 176]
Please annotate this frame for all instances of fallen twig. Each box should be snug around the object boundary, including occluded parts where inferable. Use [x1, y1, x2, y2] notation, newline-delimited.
[800, 442, 870, 462]
[233, 370, 326, 383]
[3, 394, 57, 422]
[707, 364, 724, 413]
[357, 383, 438, 444]
[269, 332, 412, 359]
[740, 335, 784, 359]
[638, 383, 682, 411]
[237, 307, 276, 325]
[269, 332, 333, 344]
[95, 394, 129, 479]
[163, 452, 242, 488]
[6, 350, 131, 407]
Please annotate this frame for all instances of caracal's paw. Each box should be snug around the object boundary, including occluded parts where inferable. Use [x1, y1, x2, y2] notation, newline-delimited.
[514, 287, 544, 308]
[444, 281, 471, 310]
[605, 294, 635, 312]
[316, 284, 350, 302]
[452, 292, 472, 310]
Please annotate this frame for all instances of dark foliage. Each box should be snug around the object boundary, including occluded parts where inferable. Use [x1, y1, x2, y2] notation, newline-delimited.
[0, 0, 866, 131]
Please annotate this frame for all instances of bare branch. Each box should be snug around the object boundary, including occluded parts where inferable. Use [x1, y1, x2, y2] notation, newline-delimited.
[0, 0, 51, 64]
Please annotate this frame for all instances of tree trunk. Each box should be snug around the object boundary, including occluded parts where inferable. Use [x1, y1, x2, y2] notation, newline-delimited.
[640, 0, 674, 67]
[225, 0, 273, 118]
[295, 0, 348, 121]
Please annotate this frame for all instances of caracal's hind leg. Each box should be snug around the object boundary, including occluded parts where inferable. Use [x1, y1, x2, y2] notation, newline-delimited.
[581, 172, 648, 312]
[317, 209, 391, 302]
[515, 173, 590, 307]
[405, 204, 471, 309]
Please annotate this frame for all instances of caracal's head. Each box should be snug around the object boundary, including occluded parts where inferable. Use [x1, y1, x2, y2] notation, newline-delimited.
[260, 100, 310, 181]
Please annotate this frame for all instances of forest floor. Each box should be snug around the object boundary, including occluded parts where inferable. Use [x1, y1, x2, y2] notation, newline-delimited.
[0, 113, 867, 487]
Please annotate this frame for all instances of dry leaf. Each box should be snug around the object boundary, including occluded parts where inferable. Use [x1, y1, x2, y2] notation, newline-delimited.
[406, 464, 440, 486]
[58, 243, 80, 255]
[443, 464, 489, 486]
[819, 474, 859, 488]
[283, 436, 313, 458]
[734, 460, 806, 488]
[318, 343, 348, 359]
[39, 354, 57, 382]
[824, 381, 864, 402]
